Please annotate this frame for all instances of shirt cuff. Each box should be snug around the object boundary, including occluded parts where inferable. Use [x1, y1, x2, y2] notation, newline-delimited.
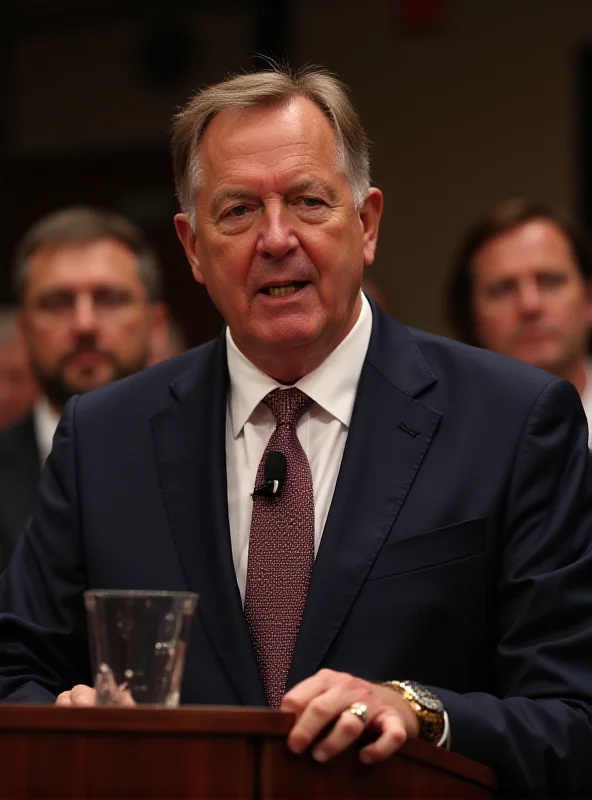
[436, 710, 450, 749]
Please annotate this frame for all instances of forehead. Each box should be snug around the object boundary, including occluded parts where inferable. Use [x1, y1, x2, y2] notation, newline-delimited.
[472, 219, 579, 280]
[198, 97, 341, 192]
[25, 238, 143, 294]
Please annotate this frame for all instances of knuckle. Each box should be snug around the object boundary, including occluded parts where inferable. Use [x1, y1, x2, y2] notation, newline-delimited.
[344, 675, 369, 693]
[384, 724, 407, 749]
[317, 668, 335, 680]
[318, 667, 347, 685]
[309, 697, 332, 720]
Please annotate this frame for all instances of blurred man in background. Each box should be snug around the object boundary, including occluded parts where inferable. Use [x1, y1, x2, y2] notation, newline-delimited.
[447, 198, 592, 443]
[0, 307, 38, 429]
[0, 206, 169, 570]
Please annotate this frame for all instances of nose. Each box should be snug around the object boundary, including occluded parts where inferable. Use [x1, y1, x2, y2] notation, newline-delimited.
[256, 203, 299, 259]
[72, 294, 99, 332]
[517, 281, 543, 316]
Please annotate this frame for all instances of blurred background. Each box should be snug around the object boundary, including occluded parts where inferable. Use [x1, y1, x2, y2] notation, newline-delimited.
[1, 0, 591, 344]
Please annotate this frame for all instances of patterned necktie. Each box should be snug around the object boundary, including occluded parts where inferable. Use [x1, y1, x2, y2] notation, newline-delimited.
[244, 387, 315, 707]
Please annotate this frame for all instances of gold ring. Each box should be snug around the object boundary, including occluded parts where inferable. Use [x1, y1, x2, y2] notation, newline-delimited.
[347, 701, 369, 724]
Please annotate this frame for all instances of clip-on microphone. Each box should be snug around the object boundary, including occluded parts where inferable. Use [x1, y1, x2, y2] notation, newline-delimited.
[252, 451, 287, 498]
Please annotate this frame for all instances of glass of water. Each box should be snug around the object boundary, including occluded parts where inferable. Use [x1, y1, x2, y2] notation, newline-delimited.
[84, 589, 198, 707]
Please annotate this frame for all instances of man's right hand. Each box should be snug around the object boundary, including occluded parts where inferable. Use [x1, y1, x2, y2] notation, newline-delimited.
[55, 685, 96, 706]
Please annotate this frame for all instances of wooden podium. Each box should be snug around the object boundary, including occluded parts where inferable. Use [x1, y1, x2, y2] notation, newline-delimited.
[0, 705, 497, 799]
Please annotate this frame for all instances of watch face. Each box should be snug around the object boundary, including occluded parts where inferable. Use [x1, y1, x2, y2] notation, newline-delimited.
[403, 681, 444, 713]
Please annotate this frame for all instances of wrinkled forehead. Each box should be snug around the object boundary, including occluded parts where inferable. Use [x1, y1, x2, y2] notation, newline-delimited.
[471, 220, 583, 283]
[25, 239, 145, 293]
[197, 98, 341, 183]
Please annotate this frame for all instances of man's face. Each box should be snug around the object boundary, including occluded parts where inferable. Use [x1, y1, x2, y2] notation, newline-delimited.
[21, 238, 165, 408]
[175, 98, 382, 381]
[0, 341, 38, 428]
[471, 219, 592, 375]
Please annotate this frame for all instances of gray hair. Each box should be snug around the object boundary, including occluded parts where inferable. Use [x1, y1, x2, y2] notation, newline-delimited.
[13, 206, 163, 302]
[172, 65, 371, 227]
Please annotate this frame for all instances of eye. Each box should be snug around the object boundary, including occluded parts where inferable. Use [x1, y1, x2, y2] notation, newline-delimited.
[299, 196, 324, 208]
[35, 291, 75, 312]
[538, 272, 566, 290]
[486, 281, 515, 300]
[227, 205, 249, 218]
[93, 288, 134, 309]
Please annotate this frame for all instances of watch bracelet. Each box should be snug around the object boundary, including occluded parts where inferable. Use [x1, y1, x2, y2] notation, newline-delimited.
[380, 680, 445, 744]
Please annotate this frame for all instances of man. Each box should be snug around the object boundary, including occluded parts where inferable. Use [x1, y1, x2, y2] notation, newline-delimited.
[447, 198, 592, 443]
[0, 69, 591, 797]
[0, 307, 38, 429]
[0, 207, 168, 569]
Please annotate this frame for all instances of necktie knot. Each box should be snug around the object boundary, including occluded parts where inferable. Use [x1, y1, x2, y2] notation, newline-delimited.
[263, 387, 312, 427]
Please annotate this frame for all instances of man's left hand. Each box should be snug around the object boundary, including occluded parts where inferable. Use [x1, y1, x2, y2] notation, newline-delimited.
[280, 668, 420, 764]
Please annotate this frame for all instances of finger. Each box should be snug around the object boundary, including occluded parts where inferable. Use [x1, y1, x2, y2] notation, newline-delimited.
[118, 688, 137, 707]
[281, 669, 342, 714]
[287, 683, 371, 754]
[359, 713, 408, 764]
[69, 684, 97, 706]
[311, 703, 373, 762]
[55, 691, 72, 706]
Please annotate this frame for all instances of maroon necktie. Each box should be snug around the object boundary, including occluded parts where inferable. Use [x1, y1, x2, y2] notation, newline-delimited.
[244, 388, 315, 707]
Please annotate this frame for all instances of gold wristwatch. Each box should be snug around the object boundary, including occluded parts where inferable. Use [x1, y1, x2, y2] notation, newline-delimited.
[382, 680, 445, 744]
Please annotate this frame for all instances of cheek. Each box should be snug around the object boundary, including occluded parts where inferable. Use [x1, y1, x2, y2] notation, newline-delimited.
[100, 318, 147, 349]
[476, 303, 516, 342]
[29, 328, 65, 361]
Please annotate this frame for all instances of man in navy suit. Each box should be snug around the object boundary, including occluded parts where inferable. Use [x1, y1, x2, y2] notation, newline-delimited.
[1, 66, 592, 797]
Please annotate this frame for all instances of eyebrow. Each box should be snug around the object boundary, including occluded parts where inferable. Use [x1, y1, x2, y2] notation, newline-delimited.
[210, 188, 257, 218]
[210, 179, 340, 217]
[287, 179, 340, 204]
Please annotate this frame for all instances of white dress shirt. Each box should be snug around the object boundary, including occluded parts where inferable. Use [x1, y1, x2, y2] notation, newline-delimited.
[32, 396, 60, 466]
[226, 292, 373, 602]
[225, 292, 450, 747]
[580, 358, 592, 449]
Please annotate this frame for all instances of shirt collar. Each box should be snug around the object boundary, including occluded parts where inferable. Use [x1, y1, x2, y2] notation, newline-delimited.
[226, 292, 373, 438]
[32, 395, 61, 465]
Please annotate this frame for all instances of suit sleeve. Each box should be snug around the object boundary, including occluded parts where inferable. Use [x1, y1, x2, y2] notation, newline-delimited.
[434, 377, 592, 796]
[0, 396, 91, 701]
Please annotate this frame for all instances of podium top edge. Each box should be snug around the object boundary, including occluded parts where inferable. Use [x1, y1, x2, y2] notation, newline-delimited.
[0, 704, 295, 736]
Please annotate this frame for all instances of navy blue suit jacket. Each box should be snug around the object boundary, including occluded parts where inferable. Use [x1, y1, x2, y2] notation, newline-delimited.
[1, 303, 592, 796]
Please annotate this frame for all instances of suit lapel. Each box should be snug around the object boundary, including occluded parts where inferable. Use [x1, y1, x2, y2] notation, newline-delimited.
[288, 307, 442, 686]
[0, 414, 41, 550]
[151, 334, 265, 704]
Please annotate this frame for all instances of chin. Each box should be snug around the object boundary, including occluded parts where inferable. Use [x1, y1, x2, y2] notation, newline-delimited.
[254, 323, 322, 352]
[516, 349, 560, 372]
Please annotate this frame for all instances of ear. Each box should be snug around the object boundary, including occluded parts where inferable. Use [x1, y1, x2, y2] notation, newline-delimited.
[359, 188, 384, 267]
[174, 213, 204, 284]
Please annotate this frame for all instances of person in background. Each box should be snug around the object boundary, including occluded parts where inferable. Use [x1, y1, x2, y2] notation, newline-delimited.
[0, 307, 38, 429]
[0, 70, 592, 798]
[0, 206, 168, 570]
[447, 198, 592, 443]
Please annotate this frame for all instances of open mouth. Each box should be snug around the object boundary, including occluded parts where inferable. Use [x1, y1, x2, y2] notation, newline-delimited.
[260, 281, 308, 297]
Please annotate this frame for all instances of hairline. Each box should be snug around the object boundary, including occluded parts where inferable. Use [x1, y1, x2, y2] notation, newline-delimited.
[187, 99, 357, 228]
[16, 239, 157, 305]
[447, 202, 592, 344]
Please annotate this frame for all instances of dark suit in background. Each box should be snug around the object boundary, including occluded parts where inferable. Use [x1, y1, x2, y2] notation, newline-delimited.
[0, 414, 40, 571]
[0, 302, 592, 795]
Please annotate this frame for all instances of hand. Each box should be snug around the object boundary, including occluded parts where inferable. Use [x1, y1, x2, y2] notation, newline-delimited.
[56, 684, 97, 706]
[55, 681, 137, 707]
[281, 668, 420, 764]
